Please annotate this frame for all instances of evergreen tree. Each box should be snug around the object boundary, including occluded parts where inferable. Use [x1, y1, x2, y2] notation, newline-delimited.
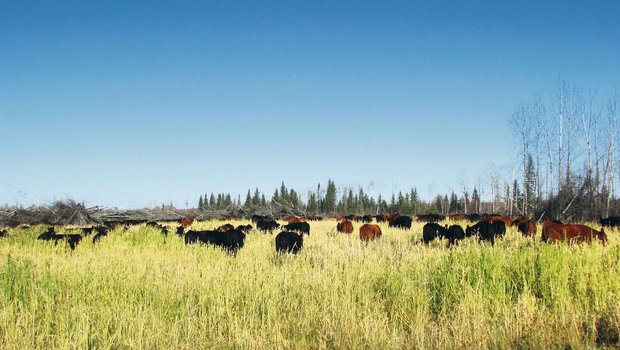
[245, 190, 252, 207]
[324, 180, 337, 214]
[307, 193, 318, 214]
[252, 188, 261, 206]
[261, 194, 266, 207]
[198, 195, 204, 210]
[209, 193, 216, 208]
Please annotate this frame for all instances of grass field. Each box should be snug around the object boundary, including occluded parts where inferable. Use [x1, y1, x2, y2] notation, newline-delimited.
[0, 220, 618, 349]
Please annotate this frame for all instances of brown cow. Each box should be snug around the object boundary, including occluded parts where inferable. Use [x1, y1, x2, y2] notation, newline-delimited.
[541, 221, 607, 244]
[337, 220, 354, 234]
[286, 217, 305, 224]
[359, 224, 382, 242]
[217, 223, 235, 232]
[180, 217, 194, 228]
[490, 216, 513, 227]
[512, 217, 537, 237]
[449, 214, 465, 221]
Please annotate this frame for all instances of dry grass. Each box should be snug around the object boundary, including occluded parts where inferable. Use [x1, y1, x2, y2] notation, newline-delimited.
[0, 220, 618, 349]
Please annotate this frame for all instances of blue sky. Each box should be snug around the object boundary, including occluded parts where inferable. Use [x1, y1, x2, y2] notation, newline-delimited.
[1, 1, 619, 208]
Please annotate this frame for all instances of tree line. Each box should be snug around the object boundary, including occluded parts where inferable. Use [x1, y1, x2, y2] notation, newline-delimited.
[195, 80, 618, 220]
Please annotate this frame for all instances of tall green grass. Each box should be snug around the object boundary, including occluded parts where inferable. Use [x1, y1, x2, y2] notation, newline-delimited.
[0, 221, 618, 349]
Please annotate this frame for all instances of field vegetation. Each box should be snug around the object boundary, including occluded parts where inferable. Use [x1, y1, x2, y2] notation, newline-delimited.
[0, 220, 619, 349]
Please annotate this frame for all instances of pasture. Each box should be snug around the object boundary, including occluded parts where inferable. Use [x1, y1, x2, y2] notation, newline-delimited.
[0, 220, 619, 349]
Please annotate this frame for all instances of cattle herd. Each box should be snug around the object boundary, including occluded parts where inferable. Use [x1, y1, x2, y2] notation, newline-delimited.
[1, 213, 617, 255]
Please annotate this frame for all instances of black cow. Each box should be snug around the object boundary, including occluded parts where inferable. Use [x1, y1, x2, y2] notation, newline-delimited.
[466, 220, 504, 244]
[281, 222, 310, 235]
[389, 215, 412, 229]
[361, 215, 373, 223]
[175, 226, 184, 236]
[375, 215, 386, 223]
[236, 224, 253, 232]
[447, 225, 466, 245]
[92, 227, 109, 245]
[600, 216, 620, 228]
[275, 231, 304, 254]
[257, 219, 280, 233]
[422, 223, 450, 244]
[184, 229, 246, 253]
[37, 227, 83, 250]
[0, 229, 7, 237]
[417, 214, 445, 223]
[251, 215, 271, 224]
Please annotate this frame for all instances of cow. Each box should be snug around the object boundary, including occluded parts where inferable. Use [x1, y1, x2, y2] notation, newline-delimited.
[513, 217, 537, 237]
[600, 216, 620, 228]
[251, 215, 271, 223]
[180, 217, 194, 228]
[447, 225, 466, 245]
[236, 224, 253, 232]
[465, 220, 502, 244]
[336, 220, 354, 234]
[275, 231, 304, 254]
[0, 229, 7, 237]
[490, 216, 513, 227]
[257, 219, 280, 233]
[417, 213, 445, 223]
[174, 226, 184, 236]
[360, 215, 373, 223]
[465, 213, 481, 222]
[281, 222, 310, 235]
[217, 223, 235, 232]
[92, 227, 109, 245]
[285, 217, 305, 224]
[375, 215, 387, 223]
[541, 222, 607, 244]
[389, 215, 412, 229]
[37, 227, 83, 250]
[184, 229, 246, 253]
[449, 214, 465, 221]
[359, 224, 382, 241]
[422, 223, 450, 244]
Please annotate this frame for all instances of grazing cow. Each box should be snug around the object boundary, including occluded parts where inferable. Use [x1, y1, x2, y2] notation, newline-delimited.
[422, 223, 450, 244]
[449, 214, 465, 221]
[281, 222, 310, 235]
[173, 226, 183, 236]
[37, 227, 83, 250]
[257, 219, 280, 233]
[447, 225, 466, 245]
[389, 215, 412, 229]
[217, 223, 235, 232]
[361, 215, 373, 223]
[184, 229, 246, 253]
[92, 227, 109, 245]
[251, 215, 270, 223]
[513, 217, 537, 237]
[359, 224, 382, 242]
[542, 222, 607, 244]
[275, 231, 304, 254]
[490, 216, 513, 227]
[236, 224, 253, 232]
[180, 217, 193, 228]
[465, 213, 481, 222]
[336, 220, 354, 234]
[285, 217, 305, 224]
[465, 220, 501, 244]
[417, 214, 445, 223]
[600, 216, 620, 228]
[375, 215, 387, 223]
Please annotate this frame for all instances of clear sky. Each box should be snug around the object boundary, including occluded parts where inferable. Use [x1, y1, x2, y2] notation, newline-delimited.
[1, 1, 619, 208]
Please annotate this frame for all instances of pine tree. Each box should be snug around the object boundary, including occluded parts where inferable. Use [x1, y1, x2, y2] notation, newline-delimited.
[244, 190, 252, 207]
[198, 195, 204, 210]
[324, 180, 337, 214]
[261, 194, 266, 207]
[252, 188, 261, 206]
